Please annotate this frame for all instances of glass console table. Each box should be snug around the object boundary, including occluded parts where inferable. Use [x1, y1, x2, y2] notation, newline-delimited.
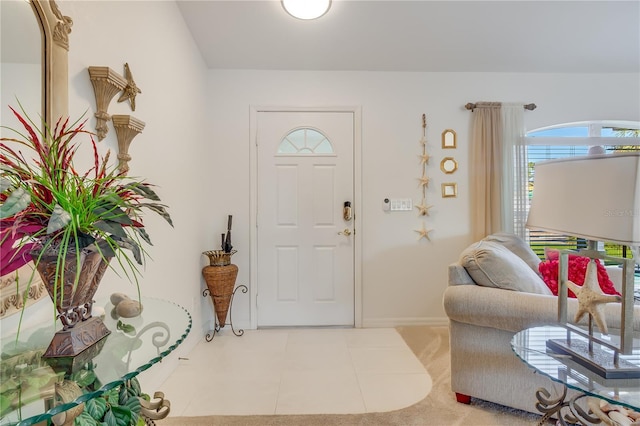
[0, 297, 192, 425]
[512, 326, 640, 425]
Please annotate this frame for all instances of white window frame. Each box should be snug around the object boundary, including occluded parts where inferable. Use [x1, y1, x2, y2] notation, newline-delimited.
[523, 120, 640, 258]
[525, 120, 640, 146]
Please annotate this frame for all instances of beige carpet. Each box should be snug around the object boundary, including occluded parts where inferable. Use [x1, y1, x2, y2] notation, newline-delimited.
[160, 326, 543, 425]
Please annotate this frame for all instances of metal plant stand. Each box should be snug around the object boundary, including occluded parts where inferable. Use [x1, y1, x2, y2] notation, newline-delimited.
[201, 249, 247, 342]
[202, 284, 247, 341]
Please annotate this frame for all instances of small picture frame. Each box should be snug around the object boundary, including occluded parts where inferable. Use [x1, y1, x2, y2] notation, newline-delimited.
[442, 129, 457, 149]
[442, 182, 458, 198]
[440, 157, 458, 174]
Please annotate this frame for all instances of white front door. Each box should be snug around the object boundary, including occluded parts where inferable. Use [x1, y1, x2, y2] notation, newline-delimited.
[256, 111, 355, 327]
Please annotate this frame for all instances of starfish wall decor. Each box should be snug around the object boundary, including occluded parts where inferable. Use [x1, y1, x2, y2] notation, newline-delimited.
[415, 114, 434, 240]
[415, 223, 433, 241]
[118, 63, 142, 111]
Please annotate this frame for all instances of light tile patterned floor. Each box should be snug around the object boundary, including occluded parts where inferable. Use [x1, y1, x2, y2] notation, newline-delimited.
[159, 327, 432, 416]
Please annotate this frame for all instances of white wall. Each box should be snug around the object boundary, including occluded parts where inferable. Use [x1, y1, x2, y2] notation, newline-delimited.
[62, 0, 210, 390]
[207, 70, 640, 327]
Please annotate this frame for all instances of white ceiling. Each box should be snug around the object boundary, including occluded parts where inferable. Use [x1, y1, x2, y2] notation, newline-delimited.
[177, 0, 640, 73]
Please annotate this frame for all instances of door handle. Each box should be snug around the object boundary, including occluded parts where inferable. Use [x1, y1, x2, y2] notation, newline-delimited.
[338, 228, 352, 236]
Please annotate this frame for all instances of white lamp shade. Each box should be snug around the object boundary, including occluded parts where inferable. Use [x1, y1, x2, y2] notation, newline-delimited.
[526, 153, 640, 245]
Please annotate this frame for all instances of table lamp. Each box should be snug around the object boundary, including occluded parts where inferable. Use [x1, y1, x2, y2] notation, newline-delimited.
[526, 152, 639, 378]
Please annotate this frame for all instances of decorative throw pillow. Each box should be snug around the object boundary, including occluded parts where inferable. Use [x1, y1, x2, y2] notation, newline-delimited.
[483, 232, 541, 275]
[459, 240, 552, 295]
[538, 254, 619, 297]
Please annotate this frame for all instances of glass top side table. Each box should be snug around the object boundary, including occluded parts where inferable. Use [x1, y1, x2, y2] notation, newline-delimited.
[0, 297, 192, 425]
[511, 326, 640, 424]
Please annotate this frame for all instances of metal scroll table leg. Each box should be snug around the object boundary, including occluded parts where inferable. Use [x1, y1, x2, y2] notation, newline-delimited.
[535, 384, 603, 426]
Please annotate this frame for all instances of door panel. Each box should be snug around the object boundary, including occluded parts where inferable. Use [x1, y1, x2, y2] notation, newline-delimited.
[257, 111, 354, 327]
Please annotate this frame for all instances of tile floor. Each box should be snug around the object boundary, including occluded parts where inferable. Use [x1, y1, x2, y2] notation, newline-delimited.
[160, 327, 432, 417]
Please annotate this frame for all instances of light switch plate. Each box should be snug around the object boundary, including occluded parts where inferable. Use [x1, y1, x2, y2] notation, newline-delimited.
[389, 198, 413, 211]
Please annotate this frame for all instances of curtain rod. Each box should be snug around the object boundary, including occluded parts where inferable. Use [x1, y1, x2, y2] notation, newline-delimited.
[464, 103, 537, 112]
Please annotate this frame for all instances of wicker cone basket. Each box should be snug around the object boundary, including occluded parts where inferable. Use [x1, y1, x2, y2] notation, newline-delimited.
[202, 264, 238, 327]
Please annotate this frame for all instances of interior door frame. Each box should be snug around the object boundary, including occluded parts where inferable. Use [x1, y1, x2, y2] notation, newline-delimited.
[249, 105, 363, 329]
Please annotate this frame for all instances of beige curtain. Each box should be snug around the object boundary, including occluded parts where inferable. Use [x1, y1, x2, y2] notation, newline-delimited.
[470, 102, 527, 240]
[470, 102, 503, 241]
[502, 103, 527, 239]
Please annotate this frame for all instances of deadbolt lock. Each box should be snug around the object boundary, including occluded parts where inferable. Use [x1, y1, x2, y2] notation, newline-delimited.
[343, 201, 353, 222]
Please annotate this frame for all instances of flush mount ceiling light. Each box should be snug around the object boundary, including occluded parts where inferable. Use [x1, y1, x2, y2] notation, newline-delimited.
[281, 0, 331, 20]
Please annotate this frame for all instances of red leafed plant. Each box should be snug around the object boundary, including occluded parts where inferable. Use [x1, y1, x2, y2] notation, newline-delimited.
[0, 104, 172, 297]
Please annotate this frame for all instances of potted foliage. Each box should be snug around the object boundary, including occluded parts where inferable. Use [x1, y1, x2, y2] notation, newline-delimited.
[0, 105, 172, 357]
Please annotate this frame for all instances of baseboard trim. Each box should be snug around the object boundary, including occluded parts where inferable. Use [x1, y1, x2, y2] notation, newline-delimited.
[223, 319, 448, 330]
[362, 317, 449, 328]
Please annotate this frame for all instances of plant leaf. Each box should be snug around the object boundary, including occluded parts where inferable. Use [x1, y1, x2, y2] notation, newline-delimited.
[0, 243, 34, 276]
[110, 405, 132, 426]
[47, 204, 71, 234]
[70, 369, 97, 388]
[77, 231, 96, 249]
[93, 204, 133, 225]
[85, 397, 107, 420]
[0, 393, 12, 416]
[124, 183, 160, 201]
[125, 396, 141, 420]
[74, 411, 99, 425]
[134, 227, 152, 246]
[94, 220, 127, 238]
[0, 187, 30, 218]
[119, 385, 129, 406]
[139, 203, 173, 227]
[104, 387, 120, 404]
[117, 320, 136, 335]
[0, 177, 11, 193]
[95, 239, 117, 258]
[113, 236, 142, 264]
[103, 408, 117, 426]
[130, 378, 142, 397]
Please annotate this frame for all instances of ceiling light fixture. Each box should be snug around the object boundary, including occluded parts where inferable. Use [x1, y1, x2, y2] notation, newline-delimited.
[281, 0, 331, 20]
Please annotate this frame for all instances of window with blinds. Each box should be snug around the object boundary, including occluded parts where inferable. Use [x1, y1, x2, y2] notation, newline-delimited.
[524, 121, 640, 260]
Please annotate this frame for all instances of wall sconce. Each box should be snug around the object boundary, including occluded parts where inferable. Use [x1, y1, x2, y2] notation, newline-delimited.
[88, 66, 127, 141]
[112, 115, 145, 175]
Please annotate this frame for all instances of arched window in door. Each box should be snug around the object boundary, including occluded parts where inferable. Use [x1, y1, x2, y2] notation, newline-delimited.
[277, 128, 334, 155]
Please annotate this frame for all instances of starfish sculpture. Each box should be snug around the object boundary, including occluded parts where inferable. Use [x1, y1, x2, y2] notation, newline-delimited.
[418, 153, 431, 165]
[415, 201, 433, 216]
[418, 175, 431, 188]
[415, 224, 433, 241]
[118, 63, 142, 111]
[566, 259, 621, 335]
[419, 136, 427, 146]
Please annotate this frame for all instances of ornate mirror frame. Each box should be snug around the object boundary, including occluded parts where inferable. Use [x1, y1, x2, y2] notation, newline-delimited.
[31, 0, 72, 126]
[1, 1, 72, 318]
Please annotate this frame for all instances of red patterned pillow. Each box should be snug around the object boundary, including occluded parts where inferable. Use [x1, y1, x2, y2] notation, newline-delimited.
[538, 255, 620, 297]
